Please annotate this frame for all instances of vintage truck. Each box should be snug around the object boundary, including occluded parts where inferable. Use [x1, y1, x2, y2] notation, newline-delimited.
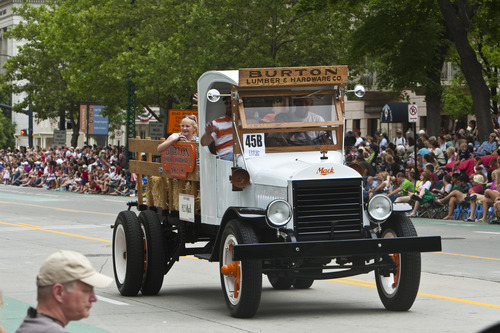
[112, 66, 442, 318]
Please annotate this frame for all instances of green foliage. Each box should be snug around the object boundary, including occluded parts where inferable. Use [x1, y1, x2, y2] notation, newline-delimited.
[349, 0, 449, 93]
[1, 0, 360, 127]
[0, 109, 15, 149]
[442, 77, 473, 120]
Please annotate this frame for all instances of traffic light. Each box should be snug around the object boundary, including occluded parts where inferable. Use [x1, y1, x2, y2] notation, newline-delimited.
[20, 129, 28, 136]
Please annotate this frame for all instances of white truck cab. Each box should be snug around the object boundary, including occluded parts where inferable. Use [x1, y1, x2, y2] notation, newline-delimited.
[112, 66, 441, 318]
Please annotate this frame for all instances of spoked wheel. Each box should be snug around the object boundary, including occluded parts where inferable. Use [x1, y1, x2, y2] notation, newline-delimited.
[375, 213, 421, 311]
[113, 211, 144, 296]
[138, 210, 166, 295]
[220, 220, 262, 318]
[267, 274, 293, 290]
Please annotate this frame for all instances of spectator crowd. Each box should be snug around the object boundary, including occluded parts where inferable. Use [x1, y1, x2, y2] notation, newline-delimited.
[0, 145, 136, 196]
[3, 118, 500, 223]
[345, 119, 500, 223]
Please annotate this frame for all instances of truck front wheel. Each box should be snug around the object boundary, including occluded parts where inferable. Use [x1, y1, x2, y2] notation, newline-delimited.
[220, 220, 262, 318]
[375, 213, 421, 311]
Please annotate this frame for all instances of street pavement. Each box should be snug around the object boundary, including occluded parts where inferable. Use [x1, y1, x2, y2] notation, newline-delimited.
[0, 185, 499, 333]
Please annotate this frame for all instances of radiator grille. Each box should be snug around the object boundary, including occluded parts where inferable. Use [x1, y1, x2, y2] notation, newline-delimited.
[293, 179, 363, 241]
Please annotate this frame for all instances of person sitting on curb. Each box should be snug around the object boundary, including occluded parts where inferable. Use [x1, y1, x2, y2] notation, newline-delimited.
[386, 172, 415, 202]
[395, 171, 432, 217]
[465, 170, 500, 222]
[435, 173, 477, 220]
[474, 132, 497, 157]
[368, 171, 392, 200]
[16, 250, 113, 333]
[432, 174, 453, 198]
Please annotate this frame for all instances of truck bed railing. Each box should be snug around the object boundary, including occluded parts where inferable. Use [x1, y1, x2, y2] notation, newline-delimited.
[128, 137, 200, 212]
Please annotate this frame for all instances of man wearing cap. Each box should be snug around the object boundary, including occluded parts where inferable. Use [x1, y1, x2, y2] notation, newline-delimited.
[393, 129, 406, 146]
[16, 250, 113, 332]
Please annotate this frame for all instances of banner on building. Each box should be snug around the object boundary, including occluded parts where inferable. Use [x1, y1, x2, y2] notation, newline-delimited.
[80, 104, 109, 135]
[380, 102, 409, 123]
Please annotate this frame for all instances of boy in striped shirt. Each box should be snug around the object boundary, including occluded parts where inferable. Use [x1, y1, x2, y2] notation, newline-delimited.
[201, 96, 233, 161]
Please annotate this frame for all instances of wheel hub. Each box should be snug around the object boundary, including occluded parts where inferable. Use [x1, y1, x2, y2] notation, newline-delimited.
[221, 261, 241, 298]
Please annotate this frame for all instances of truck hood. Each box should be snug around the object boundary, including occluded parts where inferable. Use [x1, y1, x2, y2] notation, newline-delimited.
[241, 152, 362, 187]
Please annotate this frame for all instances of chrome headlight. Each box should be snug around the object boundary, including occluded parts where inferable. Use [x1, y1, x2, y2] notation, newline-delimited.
[266, 200, 292, 229]
[367, 194, 392, 222]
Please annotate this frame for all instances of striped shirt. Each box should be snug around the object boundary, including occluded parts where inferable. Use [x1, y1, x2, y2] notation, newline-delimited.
[211, 115, 233, 158]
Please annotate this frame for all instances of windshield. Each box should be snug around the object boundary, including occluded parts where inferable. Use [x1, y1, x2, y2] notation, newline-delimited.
[243, 93, 337, 124]
[238, 91, 341, 150]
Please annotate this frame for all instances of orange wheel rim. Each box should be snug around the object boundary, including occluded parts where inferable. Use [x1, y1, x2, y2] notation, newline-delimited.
[220, 243, 241, 299]
[391, 253, 401, 289]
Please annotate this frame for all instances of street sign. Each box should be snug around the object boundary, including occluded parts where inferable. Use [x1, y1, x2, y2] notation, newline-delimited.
[408, 104, 418, 123]
[115, 129, 123, 140]
[167, 110, 198, 134]
[149, 122, 165, 140]
[53, 130, 66, 146]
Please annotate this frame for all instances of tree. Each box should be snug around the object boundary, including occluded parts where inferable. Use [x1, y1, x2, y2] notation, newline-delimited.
[4, 2, 84, 147]
[442, 75, 474, 121]
[0, 108, 15, 149]
[1, 0, 359, 150]
[349, 0, 450, 137]
[437, 0, 493, 141]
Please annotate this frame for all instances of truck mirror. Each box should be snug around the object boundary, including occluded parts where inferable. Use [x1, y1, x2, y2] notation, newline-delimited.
[346, 84, 366, 98]
[206, 89, 232, 103]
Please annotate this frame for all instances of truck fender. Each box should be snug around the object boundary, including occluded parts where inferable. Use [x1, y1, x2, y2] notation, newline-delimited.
[393, 203, 412, 212]
[210, 207, 269, 262]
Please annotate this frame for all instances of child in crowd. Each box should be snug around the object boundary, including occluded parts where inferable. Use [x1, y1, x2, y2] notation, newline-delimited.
[368, 171, 391, 200]
[363, 176, 379, 201]
[2, 167, 10, 185]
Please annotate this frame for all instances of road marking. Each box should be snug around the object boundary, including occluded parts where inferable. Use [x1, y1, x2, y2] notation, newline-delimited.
[97, 295, 129, 305]
[2, 211, 500, 310]
[0, 221, 111, 243]
[334, 278, 500, 309]
[439, 251, 500, 261]
[475, 231, 500, 235]
[0, 200, 116, 216]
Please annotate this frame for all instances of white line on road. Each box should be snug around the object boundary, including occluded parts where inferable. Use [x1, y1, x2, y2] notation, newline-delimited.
[97, 295, 129, 306]
[474, 231, 500, 235]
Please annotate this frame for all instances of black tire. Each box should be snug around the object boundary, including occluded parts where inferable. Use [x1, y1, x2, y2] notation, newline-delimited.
[138, 210, 165, 295]
[220, 220, 262, 318]
[267, 274, 293, 290]
[112, 211, 144, 296]
[375, 213, 421, 311]
[293, 279, 314, 289]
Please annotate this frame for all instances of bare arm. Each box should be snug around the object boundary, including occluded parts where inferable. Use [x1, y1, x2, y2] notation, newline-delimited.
[157, 134, 184, 153]
[200, 123, 215, 147]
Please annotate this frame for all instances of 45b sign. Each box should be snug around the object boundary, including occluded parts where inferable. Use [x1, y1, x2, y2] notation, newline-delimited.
[243, 133, 265, 158]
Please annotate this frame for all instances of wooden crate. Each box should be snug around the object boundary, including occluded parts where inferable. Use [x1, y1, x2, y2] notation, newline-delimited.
[128, 137, 200, 212]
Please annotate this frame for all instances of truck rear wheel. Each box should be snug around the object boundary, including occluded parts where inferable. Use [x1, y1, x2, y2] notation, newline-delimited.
[267, 275, 293, 290]
[293, 279, 314, 289]
[220, 220, 262, 318]
[113, 211, 144, 296]
[375, 213, 421, 311]
[138, 210, 165, 295]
